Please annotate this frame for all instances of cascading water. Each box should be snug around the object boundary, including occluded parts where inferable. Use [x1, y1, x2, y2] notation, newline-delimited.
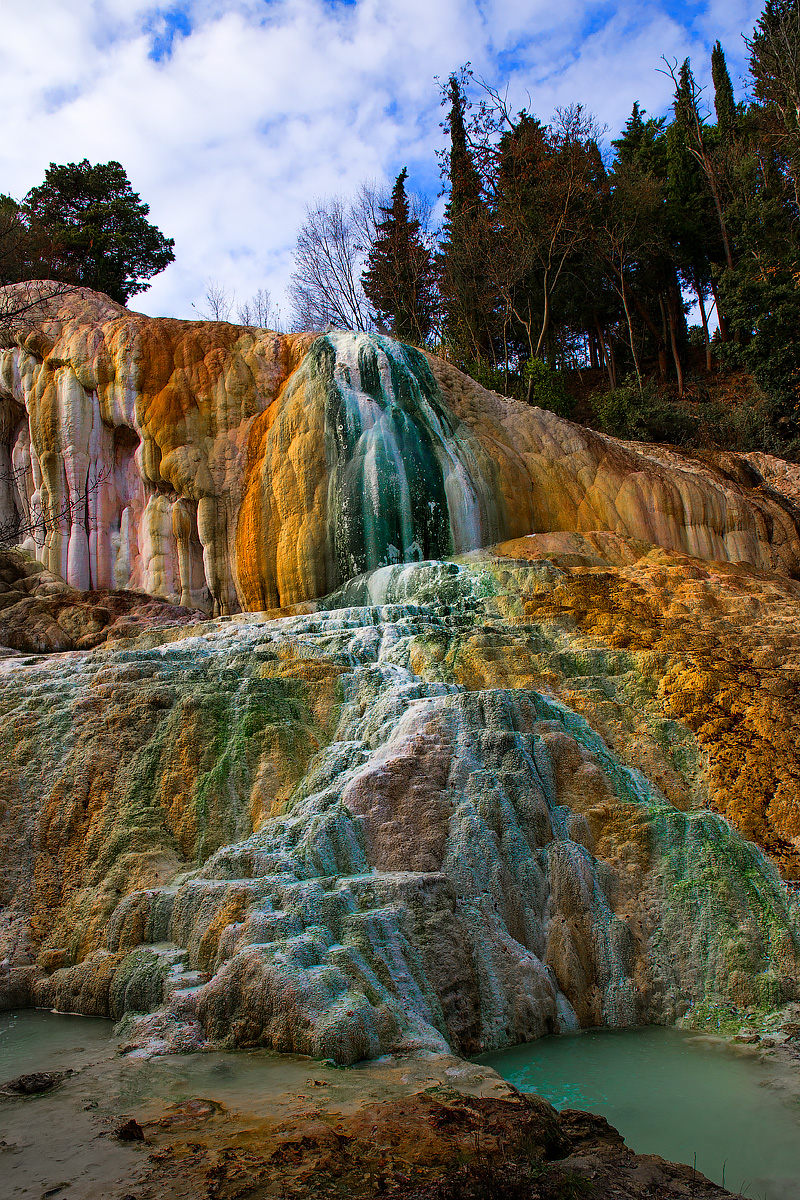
[8, 556, 797, 1065]
[317, 333, 499, 579]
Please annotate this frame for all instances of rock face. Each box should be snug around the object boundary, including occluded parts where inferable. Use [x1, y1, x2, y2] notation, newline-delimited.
[1, 547, 799, 1062]
[1, 285, 799, 617]
[1, 287, 800, 1064]
[0, 547, 204, 652]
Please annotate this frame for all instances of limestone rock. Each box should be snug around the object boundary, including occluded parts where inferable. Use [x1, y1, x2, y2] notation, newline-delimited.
[1, 285, 798, 621]
[0, 547, 204, 652]
[1, 286, 800, 1065]
[1, 553, 798, 1062]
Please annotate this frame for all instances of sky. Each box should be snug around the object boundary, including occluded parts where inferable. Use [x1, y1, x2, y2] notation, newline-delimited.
[1, 0, 765, 323]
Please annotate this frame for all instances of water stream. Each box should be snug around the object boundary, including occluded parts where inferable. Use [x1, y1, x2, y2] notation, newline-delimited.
[479, 1026, 800, 1200]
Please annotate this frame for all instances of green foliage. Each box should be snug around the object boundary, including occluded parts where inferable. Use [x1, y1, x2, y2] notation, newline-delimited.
[23, 159, 175, 303]
[437, 73, 498, 360]
[362, 168, 437, 343]
[592, 376, 656, 438]
[0, 194, 31, 285]
[524, 357, 574, 417]
[592, 376, 699, 444]
[458, 356, 518, 396]
[711, 41, 738, 136]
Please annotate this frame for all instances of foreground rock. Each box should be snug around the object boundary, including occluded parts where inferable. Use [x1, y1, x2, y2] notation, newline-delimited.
[0, 547, 204, 652]
[136, 1089, 741, 1200]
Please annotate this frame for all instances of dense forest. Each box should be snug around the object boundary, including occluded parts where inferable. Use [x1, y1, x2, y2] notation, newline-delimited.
[289, 0, 800, 459]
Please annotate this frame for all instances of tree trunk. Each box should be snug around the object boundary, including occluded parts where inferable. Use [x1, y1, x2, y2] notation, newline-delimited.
[589, 330, 599, 370]
[694, 277, 712, 372]
[657, 294, 670, 381]
[620, 280, 643, 393]
[593, 314, 616, 390]
[709, 277, 729, 343]
[665, 289, 685, 396]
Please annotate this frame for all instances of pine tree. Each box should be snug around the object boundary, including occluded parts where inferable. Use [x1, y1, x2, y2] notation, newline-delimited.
[612, 103, 667, 174]
[362, 169, 437, 343]
[747, 0, 800, 207]
[23, 160, 175, 304]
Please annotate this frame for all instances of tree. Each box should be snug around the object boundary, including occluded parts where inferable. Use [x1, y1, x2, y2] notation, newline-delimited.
[197, 278, 234, 321]
[667, 58, 735, 272]
[712, 41, 739, 137]
[495, 105, 603, 368]
[362, 168, 437, 343]
[23, 159, 175, 304]
[437, 72, 498, 360]
[287, 195, 374, 332]
[746, 0, 800, 205]
[237, 287, 280, 329]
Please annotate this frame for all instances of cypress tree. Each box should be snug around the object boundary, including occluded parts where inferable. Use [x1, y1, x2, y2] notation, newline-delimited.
[437, 74, 496, 360]
[712, 41, 737, 137]
[362, 169, 437, 343]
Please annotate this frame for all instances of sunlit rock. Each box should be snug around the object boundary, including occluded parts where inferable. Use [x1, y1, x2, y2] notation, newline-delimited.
[1, 288, 800, 1063]
[1, 285, 799, 621]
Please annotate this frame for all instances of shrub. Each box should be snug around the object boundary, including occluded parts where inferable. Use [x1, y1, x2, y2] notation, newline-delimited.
[524, 357, 574, 418]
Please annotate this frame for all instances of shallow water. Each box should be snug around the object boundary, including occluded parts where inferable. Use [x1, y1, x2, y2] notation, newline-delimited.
[6, 1012, 800, 1200]
[0, 1008, 116, 1078]
[0, 1010, 494, 1198]
[479, 1026, 800, 1200]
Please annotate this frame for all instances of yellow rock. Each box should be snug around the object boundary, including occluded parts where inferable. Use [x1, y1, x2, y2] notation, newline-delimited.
[1, 285, 798, 618]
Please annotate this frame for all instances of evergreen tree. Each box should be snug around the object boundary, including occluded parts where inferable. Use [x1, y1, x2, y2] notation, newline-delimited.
[612, 103, 667, 174]
[437, 74, 497, 360]
[362, 169, 437, 343]
[712, 41, 738, 137]
[747, 0, 800, 207]
[23, 160, 175, 304]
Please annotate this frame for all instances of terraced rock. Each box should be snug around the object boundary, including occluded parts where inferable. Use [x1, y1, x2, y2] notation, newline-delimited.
[1, 548, 798, 1061]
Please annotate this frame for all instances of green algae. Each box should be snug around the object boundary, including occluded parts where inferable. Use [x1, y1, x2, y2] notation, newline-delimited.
[4, 557, 800, 1061]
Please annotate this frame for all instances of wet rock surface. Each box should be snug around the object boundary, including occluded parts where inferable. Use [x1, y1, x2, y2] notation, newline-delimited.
[2, 285, 799, 620]
[2, 1069, 64, 1094]
[1, 549, 800, 1059]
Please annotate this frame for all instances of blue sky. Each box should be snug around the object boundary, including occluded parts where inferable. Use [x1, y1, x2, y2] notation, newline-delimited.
[1, 0, 763, 321]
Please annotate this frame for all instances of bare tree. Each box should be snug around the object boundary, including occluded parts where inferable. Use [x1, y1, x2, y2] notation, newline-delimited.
[287, 196, 375, 332]
[236, 287, 281, 329]
[0, 279, 77, 349]
[194, 278, 235, 322]
[0, 460, 111, 553]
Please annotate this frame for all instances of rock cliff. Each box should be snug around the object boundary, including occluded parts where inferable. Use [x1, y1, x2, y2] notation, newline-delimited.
[1, 286, 799, 1063]
[1, 285, 798, 615]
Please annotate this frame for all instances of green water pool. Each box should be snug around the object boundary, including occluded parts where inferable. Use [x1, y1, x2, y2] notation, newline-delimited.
[478, 1025, 800, 1199]
[4, 1013, 800, 1199]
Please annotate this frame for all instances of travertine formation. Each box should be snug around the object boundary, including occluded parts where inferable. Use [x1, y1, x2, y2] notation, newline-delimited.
[1, 546, 799, 1061]
[1, 284, 799, 617]
[1, 286, 799, 1063]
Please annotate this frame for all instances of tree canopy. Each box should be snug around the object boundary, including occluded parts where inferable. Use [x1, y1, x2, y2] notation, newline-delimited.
[6, 159, 175, 304]
[362, 168, 437, 342]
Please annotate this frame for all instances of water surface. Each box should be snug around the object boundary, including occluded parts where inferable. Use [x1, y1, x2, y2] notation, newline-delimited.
[479, 1026, 800, 1200]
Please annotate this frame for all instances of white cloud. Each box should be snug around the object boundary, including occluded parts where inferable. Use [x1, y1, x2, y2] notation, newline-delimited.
[0, 0, 763, 320]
